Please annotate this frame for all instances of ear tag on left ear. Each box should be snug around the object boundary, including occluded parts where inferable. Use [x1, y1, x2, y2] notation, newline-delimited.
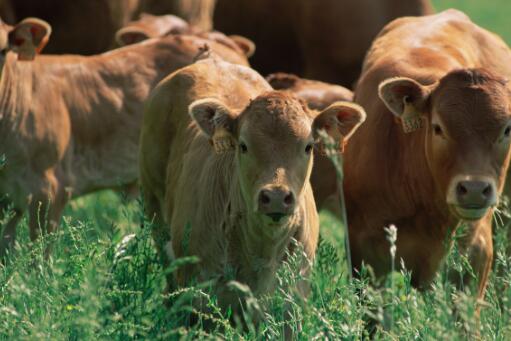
[401, 96, 423, 133]
[315, 129, 345, 156]
[211, 127, 235, 154]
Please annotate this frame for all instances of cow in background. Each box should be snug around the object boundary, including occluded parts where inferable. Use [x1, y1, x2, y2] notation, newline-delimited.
[0, 17, 250, 259]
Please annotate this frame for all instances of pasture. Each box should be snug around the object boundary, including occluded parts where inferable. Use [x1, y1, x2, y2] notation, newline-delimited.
[1, 1, 511, 340]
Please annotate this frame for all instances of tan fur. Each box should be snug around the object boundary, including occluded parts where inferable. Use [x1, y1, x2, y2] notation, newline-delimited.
[345, 10, 511, 301]
[140, 58, 364, 324]
[0, 19, 250, 258]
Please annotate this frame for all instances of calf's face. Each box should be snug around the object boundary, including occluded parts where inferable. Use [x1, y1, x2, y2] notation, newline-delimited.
[380, 69, 511, 220]
[190, 91, 365, 225]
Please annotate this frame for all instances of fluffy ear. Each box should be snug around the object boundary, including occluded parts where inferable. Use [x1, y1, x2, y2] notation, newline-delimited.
[189, 98, 238, 153]
[313, 102, 366, 142]
[378, 77, 432, 133]
[115, 27, 150, 46]
[229, 35, 255, 58]
[8, 17, 51, 61]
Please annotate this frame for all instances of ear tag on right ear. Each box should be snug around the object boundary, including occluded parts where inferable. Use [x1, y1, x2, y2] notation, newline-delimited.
[401, 96, 423, 133]
[211, 127, 235, 154]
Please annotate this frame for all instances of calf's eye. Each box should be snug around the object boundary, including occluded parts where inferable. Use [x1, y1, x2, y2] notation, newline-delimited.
[239, 142, 248, 153]
[305, 143, 313, 155]
[504, 126, 511, 138]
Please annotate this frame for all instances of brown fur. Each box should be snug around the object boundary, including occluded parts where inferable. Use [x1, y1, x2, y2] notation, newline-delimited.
[0, 18, 250, 258]
[209, 0, 432, 85]
[139, 58, 365, 325]
[345, 10, 511, 300]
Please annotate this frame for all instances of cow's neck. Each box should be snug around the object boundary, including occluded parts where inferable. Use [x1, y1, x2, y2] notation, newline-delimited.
[391, 122, 457, 234]
[0, 53, 32, 135]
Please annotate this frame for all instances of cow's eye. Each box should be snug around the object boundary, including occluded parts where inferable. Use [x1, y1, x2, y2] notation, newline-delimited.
[504, 126, 511, 138]
[305, 143, 313, 155]
[239, 142, 248, 153]
[432, 123, 443, 136]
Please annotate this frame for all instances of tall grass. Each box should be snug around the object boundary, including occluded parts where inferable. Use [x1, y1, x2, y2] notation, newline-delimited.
[1, 192, 510, 339]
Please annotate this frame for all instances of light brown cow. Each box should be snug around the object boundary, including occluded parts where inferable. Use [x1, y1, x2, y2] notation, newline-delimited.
[139, 57, 365, 325]
[0, 17, 250, 258]
[344, 10, 511, 300]
[209, 0, 433, 85]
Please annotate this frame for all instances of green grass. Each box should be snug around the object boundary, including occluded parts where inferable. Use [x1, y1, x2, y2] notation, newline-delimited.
[1, 192, 511, 339]
[2, 1, 511, 340]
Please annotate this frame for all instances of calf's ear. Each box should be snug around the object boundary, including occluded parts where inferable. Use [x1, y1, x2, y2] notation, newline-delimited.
[115, 28, 150, 46]
[9, 18, 51, 61]
[313, 102, 366, 153]
[189, 98, 238, 154]
[378, 77, 432, 133]
[228, 35, 256, 57]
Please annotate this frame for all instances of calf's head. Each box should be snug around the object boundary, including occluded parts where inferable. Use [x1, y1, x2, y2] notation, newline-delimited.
[380, 68, 511, 220]
[190, 91, 365, 224]
[0, 17, 51, 62]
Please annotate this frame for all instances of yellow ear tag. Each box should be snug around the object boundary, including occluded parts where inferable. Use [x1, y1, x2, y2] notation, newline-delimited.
[401, 96, 423, 133]
[211, 127, 235, 154]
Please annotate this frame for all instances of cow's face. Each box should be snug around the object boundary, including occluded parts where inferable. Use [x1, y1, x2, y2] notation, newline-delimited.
[190, 91, 365, 225]
[0, 17, 51, 64]
[380, 69, 511, 220]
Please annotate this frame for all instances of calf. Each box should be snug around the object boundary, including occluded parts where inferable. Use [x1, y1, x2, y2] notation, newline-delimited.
[345, 10, 511, 299]
[0, 17, 250, 258]
[139, 57, 365, 324]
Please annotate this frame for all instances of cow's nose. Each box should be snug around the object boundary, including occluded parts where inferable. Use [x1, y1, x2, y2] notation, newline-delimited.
[455, 180, 496, 208]
[258, 187, 295, 222]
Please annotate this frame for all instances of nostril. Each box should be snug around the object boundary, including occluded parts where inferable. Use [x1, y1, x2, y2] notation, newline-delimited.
[456, 183, 467, 196]
[260, 191, 270, 205]
[284, 193, 294, 205]
[483, 185, 493, 197]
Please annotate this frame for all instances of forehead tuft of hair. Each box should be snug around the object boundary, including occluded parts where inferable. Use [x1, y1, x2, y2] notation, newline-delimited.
[438, 68, 508, 90]
[244, 91, 309, 117]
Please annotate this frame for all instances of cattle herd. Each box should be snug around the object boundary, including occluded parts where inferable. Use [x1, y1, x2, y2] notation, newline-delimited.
[0, 0, 510, 334]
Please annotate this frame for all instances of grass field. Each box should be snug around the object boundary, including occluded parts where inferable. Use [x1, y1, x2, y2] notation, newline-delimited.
[2, 2, 511, 340]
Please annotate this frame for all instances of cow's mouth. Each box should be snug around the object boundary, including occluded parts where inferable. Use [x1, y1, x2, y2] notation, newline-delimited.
[266, 212, 288, 223]
[452, 205, 489, 221]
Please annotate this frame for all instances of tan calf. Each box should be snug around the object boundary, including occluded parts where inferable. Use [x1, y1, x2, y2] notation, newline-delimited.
[139, 57, 365, 325]
[0, 17, 249, 258]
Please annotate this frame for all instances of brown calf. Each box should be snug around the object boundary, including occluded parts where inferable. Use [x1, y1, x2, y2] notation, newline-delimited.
[139, 57, 365, 325]
[0, 17, 249, 258]
[345, 10, 511, 300]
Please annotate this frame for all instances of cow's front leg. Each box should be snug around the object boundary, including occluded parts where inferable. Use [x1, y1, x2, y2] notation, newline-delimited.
[28, 175, 69, 258]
